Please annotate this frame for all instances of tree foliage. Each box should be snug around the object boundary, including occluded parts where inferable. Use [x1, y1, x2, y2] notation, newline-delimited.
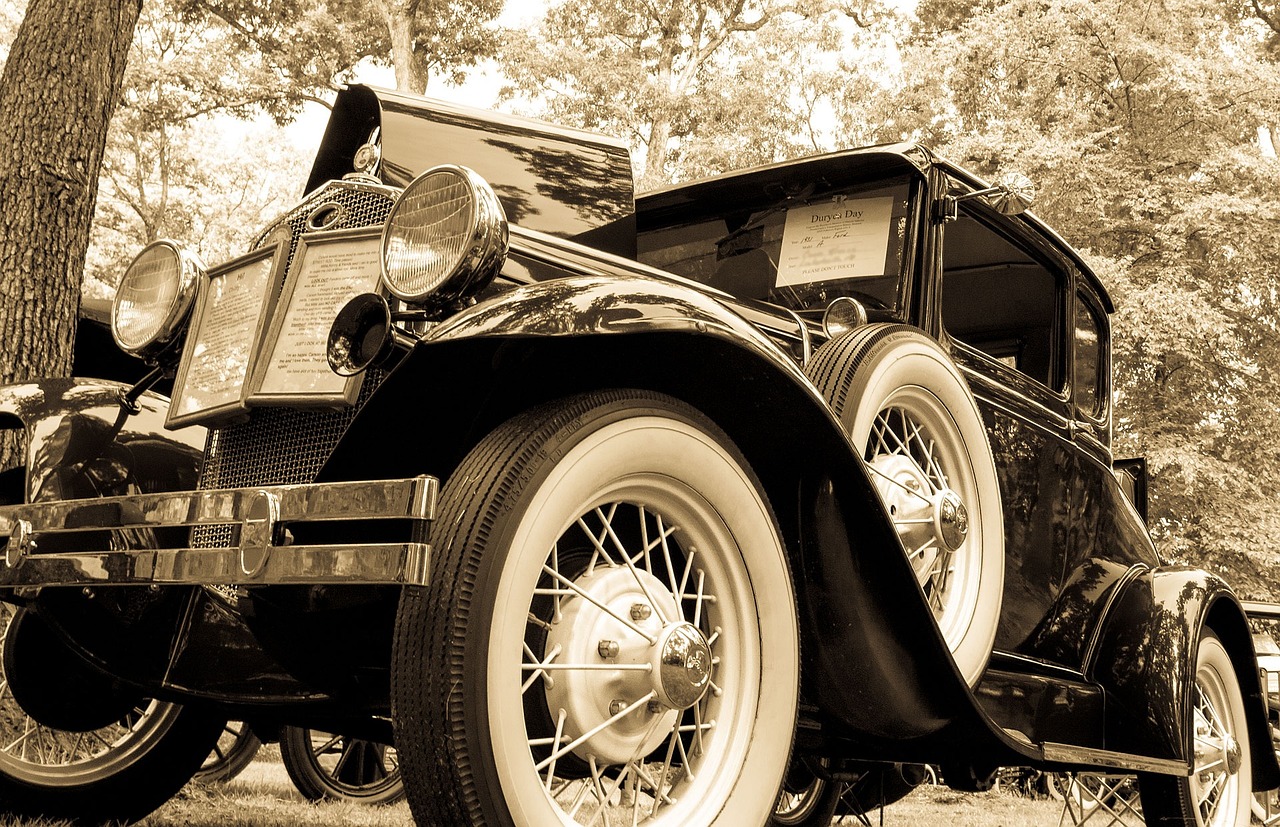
[860, 0, 1280, 596]
[501, 0, 890, 189]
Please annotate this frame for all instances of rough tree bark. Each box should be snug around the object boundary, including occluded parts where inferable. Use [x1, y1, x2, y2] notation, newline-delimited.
[0, 0, 143, 384]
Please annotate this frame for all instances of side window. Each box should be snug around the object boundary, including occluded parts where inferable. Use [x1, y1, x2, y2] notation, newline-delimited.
[1073, 292, 1106, 419]
[940, 208, 1065, 391]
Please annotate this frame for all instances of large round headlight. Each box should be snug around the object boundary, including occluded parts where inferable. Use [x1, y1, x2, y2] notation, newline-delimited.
[111, 241, 201, 359]
[381, 164, 508, 305]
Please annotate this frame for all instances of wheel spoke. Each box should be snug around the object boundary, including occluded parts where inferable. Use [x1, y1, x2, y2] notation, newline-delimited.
[655, 513, 682, 607]
[532, 692, 657, 773]
[311, 732, 342, 759]
[577, 510, 619, 572]
[599, 511, 672, 625]
[540, 564, 658, 644]
[864, 461, 934, 505]
[522, 642, 561, 694]
[544, 708, 568, 791]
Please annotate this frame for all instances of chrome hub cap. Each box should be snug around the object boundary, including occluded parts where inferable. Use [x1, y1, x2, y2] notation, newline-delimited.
[934, 489, 969, 552]
[654, 622, 713, 710]
[868, 454, 969, 587]
[542, 565, 692, 765]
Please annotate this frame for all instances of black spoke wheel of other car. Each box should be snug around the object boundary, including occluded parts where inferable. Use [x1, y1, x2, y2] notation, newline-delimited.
[0, 604, 224, 825]
[806, 324, 1004, 686]
[392, 390, 800, 827]
[1139, 629, 1251, 827]
[193, 720, 261, 784]
[772, 756, 840, 826]
[278, 726, 404, 804]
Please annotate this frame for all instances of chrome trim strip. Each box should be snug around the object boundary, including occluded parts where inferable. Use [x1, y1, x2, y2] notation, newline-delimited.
[1243, 600, 1280, 620]
[0, 477, 437, 534]
[0, 543, 431, 587]
[0, 476, 437, 587]
[1040, 742, 1188, 776]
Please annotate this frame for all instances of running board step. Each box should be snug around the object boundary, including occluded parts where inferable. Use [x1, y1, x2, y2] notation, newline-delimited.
[1039, 742, 1188, 776]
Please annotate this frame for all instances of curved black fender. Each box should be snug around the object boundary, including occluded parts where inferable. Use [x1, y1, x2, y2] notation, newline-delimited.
[1090, 565, 1280, 789]
[321, 273, 1034, 768]
[0, 378, 204, 502]
[0, 378, 211, 700]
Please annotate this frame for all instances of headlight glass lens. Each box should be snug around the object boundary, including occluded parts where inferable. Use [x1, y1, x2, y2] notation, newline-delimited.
[382, 165, 508, 304]
[112, 241, 198, 356]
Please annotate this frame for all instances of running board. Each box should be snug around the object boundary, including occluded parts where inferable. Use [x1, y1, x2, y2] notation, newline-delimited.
[1039, 742, 1189, 776]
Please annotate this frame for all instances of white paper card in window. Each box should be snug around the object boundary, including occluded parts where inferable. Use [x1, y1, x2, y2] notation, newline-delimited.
[776, 196, 893, 286]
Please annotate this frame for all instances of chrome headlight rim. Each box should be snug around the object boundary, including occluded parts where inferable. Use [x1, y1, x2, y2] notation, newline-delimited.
[110, 240, 202, 360]
[380, 163, 509, 306]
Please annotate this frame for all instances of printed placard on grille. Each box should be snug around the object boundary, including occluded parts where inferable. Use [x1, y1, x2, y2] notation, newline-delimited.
[167, 243, 283, 429]
[248, 227, 383, 407]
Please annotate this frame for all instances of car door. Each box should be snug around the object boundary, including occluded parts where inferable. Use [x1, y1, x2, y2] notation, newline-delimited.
[932, 189, 1081, 658]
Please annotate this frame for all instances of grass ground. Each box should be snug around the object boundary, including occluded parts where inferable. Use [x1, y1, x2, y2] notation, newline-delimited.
[0, 752, 1074, 827]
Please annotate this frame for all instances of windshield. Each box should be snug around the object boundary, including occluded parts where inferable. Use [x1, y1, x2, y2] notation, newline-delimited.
[637, 175, 913, 315]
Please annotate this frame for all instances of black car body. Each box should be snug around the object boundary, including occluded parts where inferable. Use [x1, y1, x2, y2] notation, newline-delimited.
[0, 84, 1271, 827]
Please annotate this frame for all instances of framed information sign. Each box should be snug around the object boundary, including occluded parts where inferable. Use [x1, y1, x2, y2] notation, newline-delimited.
[249, 227, 384, 406]
[167, 244, 283, 429]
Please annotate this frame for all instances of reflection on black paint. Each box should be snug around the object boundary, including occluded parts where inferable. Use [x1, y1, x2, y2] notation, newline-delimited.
[482, 136, 634, 227]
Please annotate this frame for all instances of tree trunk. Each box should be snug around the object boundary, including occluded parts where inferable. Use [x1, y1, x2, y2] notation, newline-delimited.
[0, 0, 142, 468]
[375, 0, 430, 94]
[0, 0, 141, 381]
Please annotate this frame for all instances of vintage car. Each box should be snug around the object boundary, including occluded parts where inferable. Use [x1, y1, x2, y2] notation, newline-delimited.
[0, 83, 1272, 827]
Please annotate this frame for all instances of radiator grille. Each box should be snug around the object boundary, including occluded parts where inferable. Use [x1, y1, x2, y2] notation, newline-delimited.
[191, 180, 397, 549]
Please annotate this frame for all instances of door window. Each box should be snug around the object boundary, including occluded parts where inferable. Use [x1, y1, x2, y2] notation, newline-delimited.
[940, 207, 1065, 392]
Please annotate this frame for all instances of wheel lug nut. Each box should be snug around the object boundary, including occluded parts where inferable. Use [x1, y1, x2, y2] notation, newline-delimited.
[598, 640, 619, 659]
[630, 603, 652, 621]
[609, 699, 628, 716]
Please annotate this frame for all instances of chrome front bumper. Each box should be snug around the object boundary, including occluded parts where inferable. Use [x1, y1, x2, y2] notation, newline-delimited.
[0, 477, 437, 588]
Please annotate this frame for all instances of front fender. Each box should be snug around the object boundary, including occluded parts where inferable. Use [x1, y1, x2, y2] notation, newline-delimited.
[427, 272, 803, 368]
[321, 275, 1032, 767]
[1091, 566, 1280, 788]
[0, 378, 205, 502]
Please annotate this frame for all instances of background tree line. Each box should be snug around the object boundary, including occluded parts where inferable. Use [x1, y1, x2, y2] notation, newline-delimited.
[2, 0, 1279, 595]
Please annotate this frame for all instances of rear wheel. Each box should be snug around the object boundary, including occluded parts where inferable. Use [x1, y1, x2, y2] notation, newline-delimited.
[1139, 630, 1250, 827]
[393, 390, 799, 827]
[279, 726, 404, 804]
[0, 604, 223, 825]
[806, 324, 1004, 685]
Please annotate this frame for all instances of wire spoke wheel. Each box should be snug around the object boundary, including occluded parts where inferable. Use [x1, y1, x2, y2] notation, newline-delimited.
[279, 726, 404, 804]
[0, 603, 222, 822]
[1190, 648, 1244, 826]
[0, 690, 181, 785]
[864, 400, 971, 621]
[1139, 630, 1250, 827]
[393, 391, 799, 827]
[194, 720, 261, 784]
[771, 756, 839, 826]
[806, 324, 1003, 685]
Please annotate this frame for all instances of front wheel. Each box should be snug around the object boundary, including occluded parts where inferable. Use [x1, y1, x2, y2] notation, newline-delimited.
[393, 390, 800, 827]
[1139, 629, 1251, 827]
